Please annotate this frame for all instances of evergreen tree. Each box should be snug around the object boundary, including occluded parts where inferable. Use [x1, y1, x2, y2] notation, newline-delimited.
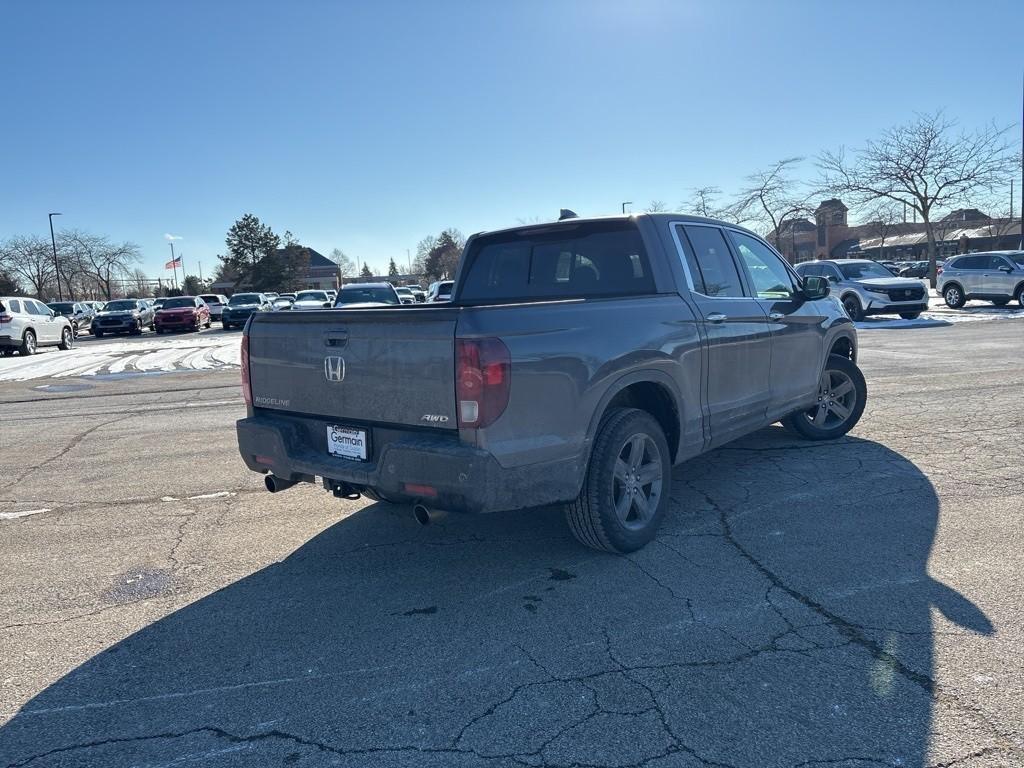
[388, 258, 399, 278]
[360, 263, 373, 278]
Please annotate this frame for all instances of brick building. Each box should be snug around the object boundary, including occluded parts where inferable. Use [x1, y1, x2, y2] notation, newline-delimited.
[774, 199, 1021, 263]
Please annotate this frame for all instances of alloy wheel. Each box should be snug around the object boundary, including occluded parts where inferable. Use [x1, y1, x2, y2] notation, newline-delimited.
[804, 369, 857, 429]
[612, 433, 663, 531]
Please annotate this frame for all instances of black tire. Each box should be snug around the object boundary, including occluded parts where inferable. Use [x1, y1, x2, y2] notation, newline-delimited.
[19, 330, 37, 356]
[204, 317, 212, 329]
[992, 299, 1009, 307]
[1018, 285, 1024, 308]
[943, 284, 966, 309]
[565, 407, 672, 554]
[841, 294, 863, 322]
[58, 326, 74, 351]
[93, 330, 104, 338]
[223, 322, 232, 330]
[899, 312, 921, 320]
[782, 355, 866, 441]
[2, 348, 15, 357]
[130, 321, 142, 336]
[71, 322, 79, 338]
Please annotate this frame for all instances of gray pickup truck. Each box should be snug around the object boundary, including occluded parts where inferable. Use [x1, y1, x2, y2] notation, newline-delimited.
[236, 214, 865, 552]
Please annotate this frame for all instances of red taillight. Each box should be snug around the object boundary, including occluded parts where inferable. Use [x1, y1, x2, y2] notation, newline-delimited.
[240, 334, 252, 406]
[937, 266, 943, 276]
[0, 314, 11, 324]
[456, 337, 510, 428]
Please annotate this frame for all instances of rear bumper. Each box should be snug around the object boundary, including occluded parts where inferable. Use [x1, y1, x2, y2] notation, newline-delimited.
[236, 413, 581, 514]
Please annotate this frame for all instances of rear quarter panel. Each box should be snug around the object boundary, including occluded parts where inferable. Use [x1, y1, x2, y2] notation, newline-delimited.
[458, 295, 702, 471]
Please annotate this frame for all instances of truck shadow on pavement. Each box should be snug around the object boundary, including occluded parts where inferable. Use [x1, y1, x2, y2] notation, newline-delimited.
[1, 429, 995, 768]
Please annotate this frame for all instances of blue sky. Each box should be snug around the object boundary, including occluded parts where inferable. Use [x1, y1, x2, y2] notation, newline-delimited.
[2, 0, 1022, 279]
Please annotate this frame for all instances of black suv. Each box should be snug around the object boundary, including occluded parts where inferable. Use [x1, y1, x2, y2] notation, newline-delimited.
[47, 302, 95, 336]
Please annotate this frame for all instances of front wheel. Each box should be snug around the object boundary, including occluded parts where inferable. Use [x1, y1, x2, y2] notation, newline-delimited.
[565, 408, 671, 553]
[58, 327, 74, 350]
[944, 285, 966, 309]
[93, 330, 104, 338]
[782, 355, 866, 441]
[222, 322, 232, 330]
[841, 295, 863, 322]
[899, 312, 921, 320]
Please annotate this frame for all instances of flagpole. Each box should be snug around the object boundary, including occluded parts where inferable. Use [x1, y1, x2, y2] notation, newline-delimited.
[179, 252, 186, 288]
[169, 242, 179, 289]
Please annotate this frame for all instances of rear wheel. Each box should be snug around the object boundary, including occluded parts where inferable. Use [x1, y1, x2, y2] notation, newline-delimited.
[58, 327, 74, 350]
[19, 330, 36, 356]
[841, 295, 863, 322]
[1018, 285, 1024, 308]
[943, 284, 966, 308]
[782, 355, 866, 441]
[899, 312, 921, 320]
[565, 408, 671, 553]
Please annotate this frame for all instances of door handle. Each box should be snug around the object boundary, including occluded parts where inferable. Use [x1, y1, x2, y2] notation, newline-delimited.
[768, 312, 785, 321]
[705, 313, 727, 324]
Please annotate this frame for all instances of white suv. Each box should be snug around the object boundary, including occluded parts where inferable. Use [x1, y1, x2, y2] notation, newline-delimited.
[937, 251, 1024, 308]
[0, 296, 76, 356]
[794, 259, 929, 321]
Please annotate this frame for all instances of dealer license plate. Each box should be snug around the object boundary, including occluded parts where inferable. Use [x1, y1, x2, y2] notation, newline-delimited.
[327, 425, 367, 461]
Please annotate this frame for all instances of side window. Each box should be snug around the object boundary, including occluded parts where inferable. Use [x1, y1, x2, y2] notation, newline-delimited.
[797, 263, 821, 278]
[680, 226, 745, 298]
[8, 299, 22, 313]
[958, 255, 983, 270]
[29, 300, 49, 316]
[728, 231, 797, 299]
[824, 265, 843, 282]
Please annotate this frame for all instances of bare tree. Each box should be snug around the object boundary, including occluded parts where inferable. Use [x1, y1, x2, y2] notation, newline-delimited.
[682, 186, 724, 219]
[859, 200, 904, 262]
[329, 248, 356, 277]
[731, 157, 815, 248]
[819, 112, 1016, 286]
[59, 230, 141, 300]
[128, 268, 151, 297]
[645, 200, 668, 213]
[0, 235, 56, 298]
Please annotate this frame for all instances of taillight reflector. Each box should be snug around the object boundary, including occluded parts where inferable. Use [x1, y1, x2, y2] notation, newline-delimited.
[404, 483, 437, 497]
[455, 337, 510, 429]
[240, 334, 252, 406]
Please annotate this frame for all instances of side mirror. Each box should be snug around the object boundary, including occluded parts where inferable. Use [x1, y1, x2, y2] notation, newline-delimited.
[802, 275, 830, 301]
[998, 265, 1012, 273]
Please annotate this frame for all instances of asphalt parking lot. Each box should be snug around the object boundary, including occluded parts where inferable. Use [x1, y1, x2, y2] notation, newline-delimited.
[0, 322, 1021, 767]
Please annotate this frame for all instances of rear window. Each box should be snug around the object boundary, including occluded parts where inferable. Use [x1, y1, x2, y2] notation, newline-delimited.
[459, 221, 655, 302]
[163, 297, 197, 309]
[199, 295, 222, 304]
[337, 286, 399, 305]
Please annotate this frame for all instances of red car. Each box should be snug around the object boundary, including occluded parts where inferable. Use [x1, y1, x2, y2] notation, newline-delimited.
[154, 296, 212, 334]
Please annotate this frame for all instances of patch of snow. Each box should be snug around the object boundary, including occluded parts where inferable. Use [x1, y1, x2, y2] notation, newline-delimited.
[186, 491, 236, 500]
[0, 333, 242, 382]
[0, 508, 51, 520]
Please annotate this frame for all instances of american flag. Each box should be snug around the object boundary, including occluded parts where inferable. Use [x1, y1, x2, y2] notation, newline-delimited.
[164, 256, 182, 270]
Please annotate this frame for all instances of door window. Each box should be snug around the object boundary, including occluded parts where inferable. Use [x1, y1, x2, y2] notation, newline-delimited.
[28, 300, 50, 315]
[728, 231, 797, 299]
[679, 226, 745, 298]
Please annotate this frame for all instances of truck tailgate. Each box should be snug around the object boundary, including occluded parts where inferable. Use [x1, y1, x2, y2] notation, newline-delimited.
[247, 308, 458, 430]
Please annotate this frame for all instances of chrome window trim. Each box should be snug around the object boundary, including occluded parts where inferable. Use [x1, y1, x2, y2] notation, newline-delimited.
[668, 221, 756, 301]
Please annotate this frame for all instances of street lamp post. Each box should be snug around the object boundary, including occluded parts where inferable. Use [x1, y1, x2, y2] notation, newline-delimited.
[621, 202, 632, 214]
[48, 212, 62, 301]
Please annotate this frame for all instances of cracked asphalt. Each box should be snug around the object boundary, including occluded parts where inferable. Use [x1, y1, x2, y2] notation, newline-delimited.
[0, 322, 1021, 768]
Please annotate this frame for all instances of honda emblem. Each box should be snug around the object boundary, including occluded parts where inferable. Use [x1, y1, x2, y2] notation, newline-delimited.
[324, 356, 345, 382]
